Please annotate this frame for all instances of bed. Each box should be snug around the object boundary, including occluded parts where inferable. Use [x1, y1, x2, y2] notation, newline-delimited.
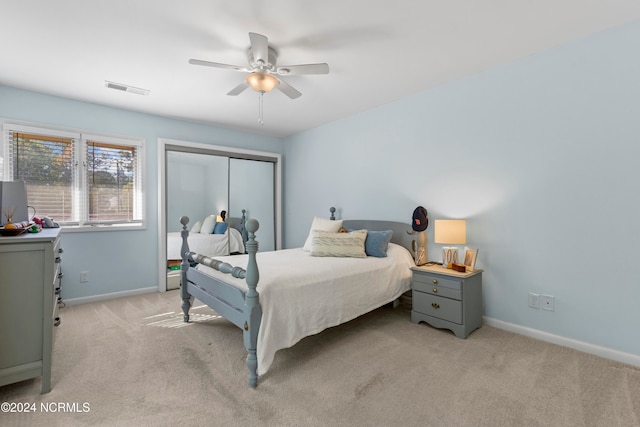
[179, 211, 416, 387]
[167, 211, 247, 262]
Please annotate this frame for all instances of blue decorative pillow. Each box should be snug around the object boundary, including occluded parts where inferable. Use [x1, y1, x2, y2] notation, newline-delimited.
[213, 221, 228, 234]
[365, 230, 393, 257]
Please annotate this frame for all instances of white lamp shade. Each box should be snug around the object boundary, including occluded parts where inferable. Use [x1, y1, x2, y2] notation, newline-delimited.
[434, 219, 467, 244]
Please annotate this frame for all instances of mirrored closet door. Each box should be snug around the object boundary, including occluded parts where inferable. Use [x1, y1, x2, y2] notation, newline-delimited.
[229, 158, 275, 252]
[159, 139, 281, 292]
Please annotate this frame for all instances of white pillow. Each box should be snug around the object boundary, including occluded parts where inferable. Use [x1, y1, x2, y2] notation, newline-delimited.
[190, 220, 202, 233]
[303, 216, 344, 251]
[310, 229, 367, 258]
[200, 215, 217, 234]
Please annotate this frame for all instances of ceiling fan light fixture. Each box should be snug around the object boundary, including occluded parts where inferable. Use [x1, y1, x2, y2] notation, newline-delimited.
[246, 72, 278, 93]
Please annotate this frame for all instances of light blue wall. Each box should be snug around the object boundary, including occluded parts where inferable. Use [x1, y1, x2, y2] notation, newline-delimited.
[0, 85, 282, 300]
[283, 20, 640, 357]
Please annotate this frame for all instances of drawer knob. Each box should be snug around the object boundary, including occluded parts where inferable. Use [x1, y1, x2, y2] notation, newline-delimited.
[58, 248, 64, 254]
[58, 272, 64, 279]
[54, 317, 61, 327]
[433, 288, 438, 293]
[55, 257, 62, 263]
[431, 303, 440, 309]
[432, 279, 438, 284]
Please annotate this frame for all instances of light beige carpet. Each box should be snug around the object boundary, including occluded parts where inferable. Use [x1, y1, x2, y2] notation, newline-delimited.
[1, 290, 638, 427]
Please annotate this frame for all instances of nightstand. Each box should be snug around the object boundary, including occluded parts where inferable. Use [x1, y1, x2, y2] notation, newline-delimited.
[411, 264, 483, 339]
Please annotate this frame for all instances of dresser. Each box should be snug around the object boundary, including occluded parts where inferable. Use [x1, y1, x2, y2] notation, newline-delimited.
[0, 228, 62, 393]
[411, 264, 482, 339]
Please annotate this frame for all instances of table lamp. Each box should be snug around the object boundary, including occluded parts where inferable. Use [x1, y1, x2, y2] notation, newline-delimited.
[434, 219, 466, 268]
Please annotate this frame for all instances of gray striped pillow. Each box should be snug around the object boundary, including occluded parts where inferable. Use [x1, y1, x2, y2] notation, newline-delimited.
[310, 229, 367, 258]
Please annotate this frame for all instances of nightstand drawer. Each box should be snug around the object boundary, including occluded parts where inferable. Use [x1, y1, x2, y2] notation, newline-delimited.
[413, 292, 462, 324]
[414, 273, 461, 290]
[413, 273, 461, 289]
[413, 280, 461, 300]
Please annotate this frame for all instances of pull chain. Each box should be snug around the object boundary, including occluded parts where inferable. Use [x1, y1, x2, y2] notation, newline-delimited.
[258, 92, 264, 126]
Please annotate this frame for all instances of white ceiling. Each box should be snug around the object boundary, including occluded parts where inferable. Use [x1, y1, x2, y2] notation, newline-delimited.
[3, 1, 640, 138]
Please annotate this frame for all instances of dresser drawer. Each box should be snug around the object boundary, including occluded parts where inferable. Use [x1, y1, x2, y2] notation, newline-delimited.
[53, 263, 62, 286]
[52, 239, 63, 288]
[413, 291, 462, 324]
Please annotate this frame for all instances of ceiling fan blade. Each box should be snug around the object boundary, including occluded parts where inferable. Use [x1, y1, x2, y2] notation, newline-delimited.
[275, 78, 302, 99]
[227, 81, 249, 96]
[276, 63, 330, 75]
[189, 59, 247, 72]
[248, 32, 269, 66]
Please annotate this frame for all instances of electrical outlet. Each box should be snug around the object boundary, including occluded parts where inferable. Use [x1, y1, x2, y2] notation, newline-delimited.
[528, 293, 540, 309]
[80, 271, 89, 283]
[541, 294, 555, 311]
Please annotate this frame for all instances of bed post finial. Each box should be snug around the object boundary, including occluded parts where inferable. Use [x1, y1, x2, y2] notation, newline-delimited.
[330, 207, 336, 221]
[245, 219, 259, 291]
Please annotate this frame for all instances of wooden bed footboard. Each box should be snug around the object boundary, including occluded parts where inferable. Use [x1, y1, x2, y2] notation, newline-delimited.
[179, 215, 262, 387]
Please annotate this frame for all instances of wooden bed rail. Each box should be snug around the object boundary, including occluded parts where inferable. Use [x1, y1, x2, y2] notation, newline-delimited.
[190, 252, 248, 279]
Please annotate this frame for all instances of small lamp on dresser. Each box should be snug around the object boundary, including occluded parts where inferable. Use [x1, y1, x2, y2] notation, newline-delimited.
[434, 219, 466, 268]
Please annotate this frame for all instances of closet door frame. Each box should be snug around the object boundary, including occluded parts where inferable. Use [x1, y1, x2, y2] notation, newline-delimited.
[157, 137, 281, 292]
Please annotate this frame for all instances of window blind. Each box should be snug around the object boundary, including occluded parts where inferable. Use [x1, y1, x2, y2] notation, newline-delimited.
[85, 140, 141, 224]
[7, 131, 77, 223]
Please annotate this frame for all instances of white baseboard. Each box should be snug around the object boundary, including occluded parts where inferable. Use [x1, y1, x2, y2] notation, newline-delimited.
[484, 316, 640, 369]
[64, 287, 158, 306]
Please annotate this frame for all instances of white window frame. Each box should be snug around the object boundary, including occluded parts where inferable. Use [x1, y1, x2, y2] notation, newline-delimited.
[1, 120, 146, 232]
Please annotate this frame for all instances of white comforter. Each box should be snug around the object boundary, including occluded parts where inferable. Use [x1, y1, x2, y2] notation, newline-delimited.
[167, 228, 245, 260]
[196, 243, 414, 376]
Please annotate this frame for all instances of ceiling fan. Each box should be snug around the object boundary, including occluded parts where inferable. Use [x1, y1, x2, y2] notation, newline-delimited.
[188, 32, 330, 100]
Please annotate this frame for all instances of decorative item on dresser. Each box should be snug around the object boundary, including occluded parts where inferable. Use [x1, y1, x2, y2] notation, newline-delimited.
[178, 209, 415, 387]
[411, 264, 482, 339]
[0, 228, 63, 393]
[0, 180, 29, 227]
[463, 247, 478, 271]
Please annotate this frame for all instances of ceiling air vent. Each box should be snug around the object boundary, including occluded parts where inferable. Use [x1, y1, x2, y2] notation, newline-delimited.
[105, 80, 150, 96]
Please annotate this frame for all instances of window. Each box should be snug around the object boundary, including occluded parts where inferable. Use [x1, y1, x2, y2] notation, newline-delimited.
[1, 122, 145, 229]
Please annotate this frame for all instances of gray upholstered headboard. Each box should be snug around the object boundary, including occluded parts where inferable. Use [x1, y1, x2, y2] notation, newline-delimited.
[342, 219, 415, 255]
